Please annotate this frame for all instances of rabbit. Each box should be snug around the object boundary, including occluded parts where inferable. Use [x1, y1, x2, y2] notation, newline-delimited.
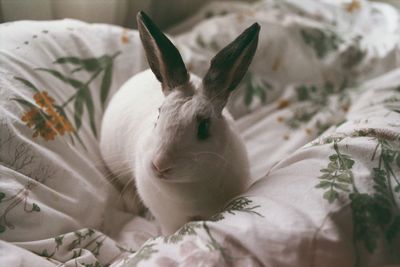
[100, 11, 260, 235]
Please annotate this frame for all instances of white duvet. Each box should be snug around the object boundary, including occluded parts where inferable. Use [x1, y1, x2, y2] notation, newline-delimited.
[0, 0, 399, 266]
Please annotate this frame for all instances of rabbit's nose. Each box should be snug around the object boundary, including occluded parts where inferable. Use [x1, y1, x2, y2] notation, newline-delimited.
[152, 155, 172, 175]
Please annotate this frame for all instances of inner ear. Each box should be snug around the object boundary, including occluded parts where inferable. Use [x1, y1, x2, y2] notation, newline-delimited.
[202, 23, 260, 111]
[137, 11, 189, 94]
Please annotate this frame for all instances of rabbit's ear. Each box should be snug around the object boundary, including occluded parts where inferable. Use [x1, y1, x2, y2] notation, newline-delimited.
[202, 23, 260, 112]
[137, 11, 189, 95]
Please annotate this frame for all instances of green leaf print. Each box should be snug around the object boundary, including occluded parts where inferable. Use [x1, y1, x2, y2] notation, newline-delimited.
[341, 45, 366, 69]
[386, 215, 400, 242]
[323, 190, 339, 203]
[55, 235, 64, 248]
[316, 132, 400, 257]
[14, 77, 40, 93]
[74, 88, 87, 130]
[82, 262, 103, 267]
[39, 249, 51, 257]
[100, 64, 113, 109]
[350, 192, 381, 253]
[316, 143, 354, 203]
[195, 34, 220, 52]
[33, 229, 107, 260]
[54, 52, 120, 73]
[124, 243, 158, 267]
[72, 248, 83, 259]
[36, 68, 86, 90]
[296, 85, 310, 101]
[16, 52, 121, 140]
[55, 56, 105, 73]
[85, 91, 97, 138]
[31, 203, 40, 212]
[282, 80, 349, 134]
[164, 221, 203, 243]
[211, 196, 263, 221]
[12, 98, 36, 108]
[0, 182, 43, 234]
[244, 73, 272, 107]
[300, 28, 342, 58]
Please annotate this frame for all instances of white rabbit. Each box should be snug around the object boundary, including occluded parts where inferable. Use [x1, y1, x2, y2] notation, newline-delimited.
[100, 11, 260, 235]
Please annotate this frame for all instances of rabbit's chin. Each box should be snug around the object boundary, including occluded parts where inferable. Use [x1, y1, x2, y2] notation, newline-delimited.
[135, 153, 248, 234]
[134, 137, 249, 234]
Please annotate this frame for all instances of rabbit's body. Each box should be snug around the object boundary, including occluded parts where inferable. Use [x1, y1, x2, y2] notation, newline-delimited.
[101, 70, 250, 234]
[100, 11, 260, 235]
[100, 70, 163, 184]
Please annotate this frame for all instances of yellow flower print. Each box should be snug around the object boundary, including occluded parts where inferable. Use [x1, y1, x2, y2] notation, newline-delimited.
[15, 52, 120, 145]
[21, 91, 74, 141]
[346, 0, 361, 13]
[50, 111, 74, 136]
[21, 107, 41, 128]
[33, 91, 54, 108]
[121, 28, 130, 44]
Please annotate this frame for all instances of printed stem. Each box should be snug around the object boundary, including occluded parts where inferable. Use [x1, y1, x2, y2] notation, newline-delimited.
[1, 188, 24, 202]
[61, 69, 102, 108]
[0, 197, 23, 229]
[371, 143, 380, 161]
[111, 51, 122, 59]
[202, 222, 231, 263]
[83, 234, 104, 249]
[385, 160, 400, 186]
[61, 94, 77, 108]
[334, 141, 358, 193]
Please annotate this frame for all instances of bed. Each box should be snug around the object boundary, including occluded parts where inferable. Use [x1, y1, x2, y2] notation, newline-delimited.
[0, 0, 399, 266]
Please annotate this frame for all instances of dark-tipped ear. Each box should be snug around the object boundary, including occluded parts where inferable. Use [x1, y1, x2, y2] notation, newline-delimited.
[202, 23, 260, 111]
[137, 11, 189, 95]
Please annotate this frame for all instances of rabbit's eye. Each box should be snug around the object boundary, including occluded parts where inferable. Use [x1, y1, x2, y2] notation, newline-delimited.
[154, 107, 161, 128]
[157, 108, 161, 120]
[197, 118, 210, 140]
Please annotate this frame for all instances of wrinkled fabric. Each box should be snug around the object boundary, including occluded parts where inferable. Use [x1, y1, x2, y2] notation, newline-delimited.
[0, 1, 400, 266]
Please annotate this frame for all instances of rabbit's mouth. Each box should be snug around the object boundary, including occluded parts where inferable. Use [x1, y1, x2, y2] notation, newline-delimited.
[151, 161, 172, 179]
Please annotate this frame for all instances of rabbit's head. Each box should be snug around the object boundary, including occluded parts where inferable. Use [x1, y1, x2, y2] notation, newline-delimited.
[137, 11, 259, 185]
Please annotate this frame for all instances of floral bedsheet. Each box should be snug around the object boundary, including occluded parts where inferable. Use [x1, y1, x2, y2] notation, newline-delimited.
[0, 0, 399, 266]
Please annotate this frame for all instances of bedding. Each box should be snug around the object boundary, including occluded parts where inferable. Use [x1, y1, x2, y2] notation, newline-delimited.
[0, 0, 399, 266]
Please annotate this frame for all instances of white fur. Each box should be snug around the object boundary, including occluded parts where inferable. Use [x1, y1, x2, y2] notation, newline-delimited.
[100, 69, 250, 234]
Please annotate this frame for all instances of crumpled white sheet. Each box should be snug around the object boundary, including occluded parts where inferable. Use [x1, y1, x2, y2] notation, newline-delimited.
[175, 0, 400, 180]
[0, 0, 400, 266]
